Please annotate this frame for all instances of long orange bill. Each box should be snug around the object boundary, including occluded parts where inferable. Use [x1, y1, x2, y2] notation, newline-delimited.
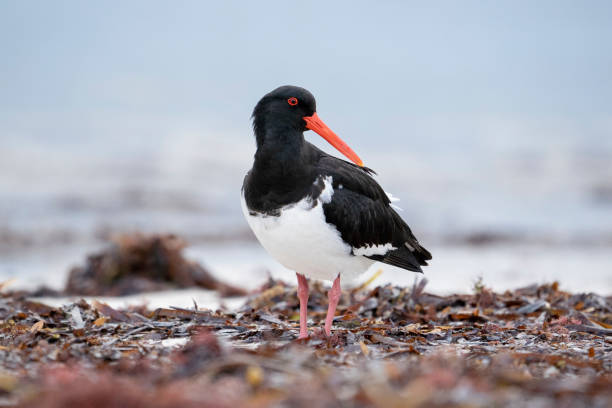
[303, 112, 364, 167]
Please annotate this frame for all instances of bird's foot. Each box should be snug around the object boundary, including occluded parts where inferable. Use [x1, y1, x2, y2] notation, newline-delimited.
[293, 327, 327, 341]
[294, 327, 342, 346]
[311, 327, 326, 338]
[313, 327, 343, 346]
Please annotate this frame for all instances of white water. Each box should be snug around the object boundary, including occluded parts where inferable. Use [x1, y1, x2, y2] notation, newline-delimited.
[4, 241, 611, 299]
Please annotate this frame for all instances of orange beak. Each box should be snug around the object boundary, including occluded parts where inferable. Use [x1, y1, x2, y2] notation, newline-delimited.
[303, 112, 364, 167]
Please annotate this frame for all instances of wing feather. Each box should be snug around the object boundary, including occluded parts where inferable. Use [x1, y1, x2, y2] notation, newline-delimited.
[314, 152, 432, 272]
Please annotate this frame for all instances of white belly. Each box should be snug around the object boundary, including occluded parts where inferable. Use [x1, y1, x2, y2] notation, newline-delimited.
[241, 177, 374, 282]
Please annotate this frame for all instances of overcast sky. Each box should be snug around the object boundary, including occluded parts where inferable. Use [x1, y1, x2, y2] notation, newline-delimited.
[1, 0, 611, 155]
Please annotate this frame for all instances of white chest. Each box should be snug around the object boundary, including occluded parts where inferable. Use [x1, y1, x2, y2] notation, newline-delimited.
[241, 176, 373, 282]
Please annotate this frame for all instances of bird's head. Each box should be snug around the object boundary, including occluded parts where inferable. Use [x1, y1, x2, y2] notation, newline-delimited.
[252, 85, 363, 166]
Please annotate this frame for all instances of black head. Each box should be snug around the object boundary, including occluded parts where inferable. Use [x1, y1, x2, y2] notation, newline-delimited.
[252, 85, 316, 140]
[251, 85, 364, 167]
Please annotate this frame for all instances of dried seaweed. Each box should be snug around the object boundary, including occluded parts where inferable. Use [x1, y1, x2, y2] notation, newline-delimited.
[64, 233, 246, 296]
[0, 280, 610, 407]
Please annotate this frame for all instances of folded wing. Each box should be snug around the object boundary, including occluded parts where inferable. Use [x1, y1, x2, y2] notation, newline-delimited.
[315, 153, 431, 273]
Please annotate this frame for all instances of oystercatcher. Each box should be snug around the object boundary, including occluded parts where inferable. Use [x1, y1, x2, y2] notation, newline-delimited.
[242, 86, 431, 339]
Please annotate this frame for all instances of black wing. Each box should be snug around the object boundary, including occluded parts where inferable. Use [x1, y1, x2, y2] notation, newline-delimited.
[315, 152, 431, 273]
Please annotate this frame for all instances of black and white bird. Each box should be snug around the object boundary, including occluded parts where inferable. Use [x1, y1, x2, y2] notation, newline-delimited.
[241, 85, 431, 339]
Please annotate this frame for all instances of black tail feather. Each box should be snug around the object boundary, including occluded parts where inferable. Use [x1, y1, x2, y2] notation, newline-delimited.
[366, 246, 424, 274]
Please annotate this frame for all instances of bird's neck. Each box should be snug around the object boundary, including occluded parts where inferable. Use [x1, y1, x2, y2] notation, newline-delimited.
[245, 123, 317, 210]
[253, 124, 306, 172]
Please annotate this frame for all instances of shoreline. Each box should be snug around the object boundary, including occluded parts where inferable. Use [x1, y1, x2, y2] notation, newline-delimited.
[3, 241, 612, 296]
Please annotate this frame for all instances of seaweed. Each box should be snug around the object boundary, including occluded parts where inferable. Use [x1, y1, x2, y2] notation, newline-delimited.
[0, 279, 610, 407]
[64, 233, 246, 297]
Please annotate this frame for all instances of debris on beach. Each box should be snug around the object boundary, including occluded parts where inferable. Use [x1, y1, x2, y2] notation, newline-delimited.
[64, 233, 246, 297]
[1, 279, 610, 407]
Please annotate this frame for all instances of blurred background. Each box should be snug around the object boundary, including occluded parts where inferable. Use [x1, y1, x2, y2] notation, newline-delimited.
[1, 1, 611, 294]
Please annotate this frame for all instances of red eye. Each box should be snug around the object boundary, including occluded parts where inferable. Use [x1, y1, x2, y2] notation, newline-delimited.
[287, 97, 298, 106]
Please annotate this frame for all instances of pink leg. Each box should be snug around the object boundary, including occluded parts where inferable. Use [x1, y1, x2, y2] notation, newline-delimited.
[324, 275, 341, 337]
[296, 273, 309, 339]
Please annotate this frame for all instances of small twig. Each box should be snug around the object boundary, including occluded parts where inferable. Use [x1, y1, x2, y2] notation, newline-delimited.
[566, 324, 612, 336]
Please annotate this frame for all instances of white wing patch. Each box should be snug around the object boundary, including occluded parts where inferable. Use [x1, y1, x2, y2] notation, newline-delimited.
[352, 243, 397, 256]
[319, 176, 334, 203]
[385, 191, 403, 211]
